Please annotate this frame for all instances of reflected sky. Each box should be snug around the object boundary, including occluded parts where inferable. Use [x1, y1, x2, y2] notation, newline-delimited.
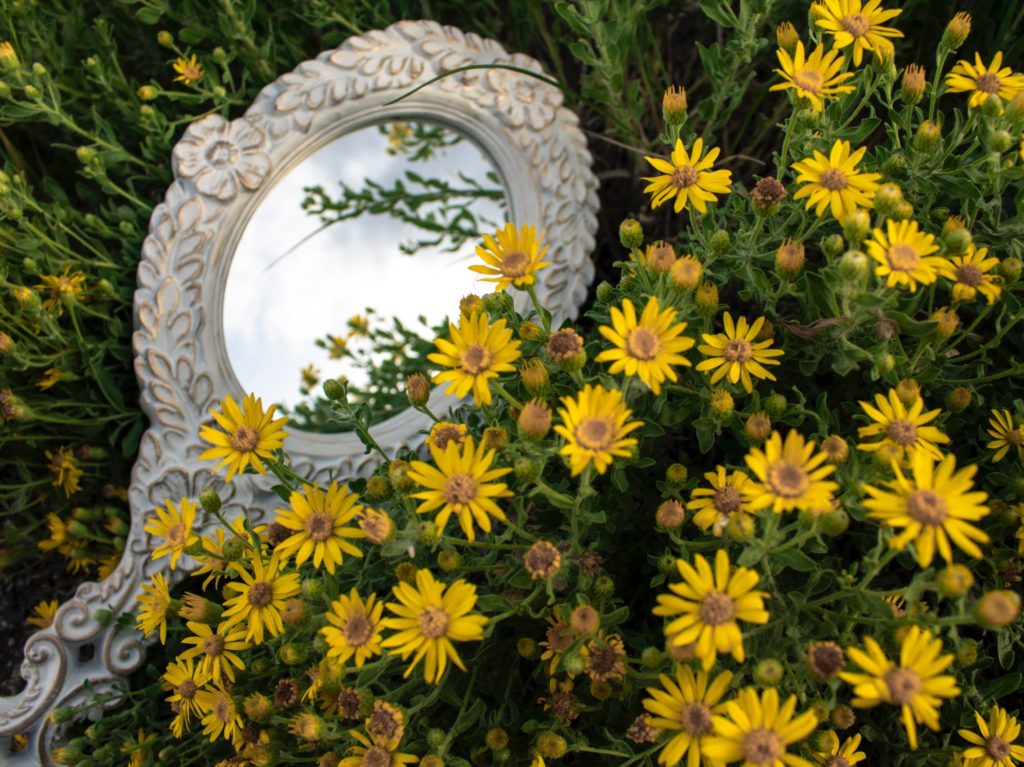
[224, 124, 506, 409]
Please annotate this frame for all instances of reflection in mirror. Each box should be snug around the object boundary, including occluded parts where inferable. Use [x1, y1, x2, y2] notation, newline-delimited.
[224, 121, 507, 433]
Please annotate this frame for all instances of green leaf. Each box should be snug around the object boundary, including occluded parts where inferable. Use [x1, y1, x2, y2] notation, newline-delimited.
[135, 7, 163, 24]
[477, 594, 509, 613]
[841, 117, 881, 145]
[770, 548, 816, 573]
[985, 672, 1022, 700]
[697, 0, 736, 27]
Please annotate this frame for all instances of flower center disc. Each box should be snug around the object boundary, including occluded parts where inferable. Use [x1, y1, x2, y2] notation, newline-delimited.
[418, 605, 450, 639]
[885, 419, 918, 446]
[884, 666, 923, 704]
[714, 485, 742, 513]
[743, 728, 783, 766]
[699, 591, 736, 626]
[363, 746, 392, 767]
[723, 339, 753, 363]
[824, 757, 850, 767]
[906, 489, 948, 525]
[625, 327, 661, 361]
[766, 461, 810, 499]
[679, 702, 713, 735]
[303, 511, 334, 542]
[230, 425, 260, 452]
[166, 522, 188, 547]
[247, 580, 273, 608]
[203, 634, 225, 657]
[460, 344, 493, 375]
[986, 736, 1011, 760]
[1008, 429, 1024, 446]
[819, 168, 848, 191]
[976, 72, 1001, 94]
[955, 263, 984, 286]
[177, 679, 197, 700]
[840, 13, 870, 37]
[214, 698, 232, 723]
[886, 244, 920, 272]
[672, 165, 700, 189]
[432, 425, 464, 450]
[442, 473, 477, 505]
[500, 250, 531, 278]
[344, 613, 374, 646]
[575, 417, 615, 450]
[793, 67, 824, 93]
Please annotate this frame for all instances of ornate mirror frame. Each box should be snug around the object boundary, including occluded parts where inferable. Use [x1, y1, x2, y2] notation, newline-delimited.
[0, 20, 598, 764]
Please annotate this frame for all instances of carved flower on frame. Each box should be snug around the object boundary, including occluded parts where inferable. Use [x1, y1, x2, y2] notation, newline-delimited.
[488, 69, 560, 131]
[173, 114, 271, 202]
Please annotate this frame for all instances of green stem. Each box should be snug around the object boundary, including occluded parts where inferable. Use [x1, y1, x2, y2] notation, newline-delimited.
[525, 284, 551, 334]
[491, 381, 523, 410]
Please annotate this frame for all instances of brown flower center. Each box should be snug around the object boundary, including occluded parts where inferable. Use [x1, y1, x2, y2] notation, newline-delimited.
[886, 419, 918, 446]
[575, 417, 615, 451]
[714, 485, 742, 513]
[679, 702, 713, 735]
[177, 679, 198, 700]
[986, 736, 1011, 760]
[672, 165, 700, 189]
[431, 425, 464, 450]
[819, 168, 848, 191]
[744, 728, 783, 765]
[840, 13, 870, 37]
[303, 511, 334, 542]
[214, 697, 232, 723]
[976, 72, 1001, 94]
[202, 634, 225, 657]
[585, 643, 624, 680]
[792, 67, 824, 93]
[824, 757, 850, 767]
[336, 687, 362, 719]
[1008, 429, 1024, 446]
[699, 591, 736, 626]
[547, 328, 583, 359]
[417, 605, 449, 639]
[906, 489, 948, 525]
[230, 425, 259, 452]
[766, 461, 810, 499]
[368, 703, 403, 742]
[545, 624, 575, 653]
[724, 339, 753, 363]
[884, 666, 922, 704]
[442, 473, 477, 505]
[625, 327, 661, 361]
[500, 250, 531, 278]
[460, 344, 492, 375]
[166, 522, 188, 547]
[247, 581, 273, 608]
[954, 263, 984, 287]
[886, 244, 920, 272]
[362, 745, 392, 767]
[344, 613, 374, 646]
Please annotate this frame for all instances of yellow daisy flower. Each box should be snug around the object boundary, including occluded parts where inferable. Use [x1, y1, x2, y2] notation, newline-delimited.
[470, 223, 551, 291]
[143, 496, 199, 570]
[696, 313, 783, 393]
[702, 687, 819, 766]
[643, 137, 733, 215]
[428, 311, 522, 406]
[136, 572, 172, 644]
[811, 731, 867, 765]
[770, 41, 856, 111]
[178, 620, 249, 684]
[380, 568, 487, 684]
[862, 450, 990, 567]
[840, 626, 960, 750]
[866, 219, 944, 292]
[428, 420, 468, 451]
[162, 657, 209, 738]
[938, 245, 1002, 304]
[35, 269, 86, 316]
[595, 297, 695, 395]
[987, 409, 1024, 463]
[338, 729, 418, 767]
[198, 393, 288, 481]
[38, 513, 69, 554]
[744, 430, 839, 514]
[653, 549, 770, 671]
[812, 0, 903, 67]
[688, 466, 753, 535]
[26, 600, 60, 630]
[407, 436, 513, 541]
[946, 52, 1024, 109]
[321, 589, 385, 668]
[45, 446, 82, 496]
[959, 705, 1024, 767]
[221, 554, 302, 645]
[792, 140, 882, 221]
[554, 384, 643, 476]
[273, 482, 365, 574]
[856, 388, 950, 465]
[173, 53, 204, 86]
[120, 729, 158, 767]
[642, 666, 733, 767]
[195, 684, 242, 746]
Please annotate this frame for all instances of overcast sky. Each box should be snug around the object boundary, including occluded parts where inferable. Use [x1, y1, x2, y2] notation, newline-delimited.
[224, 124, 506, 409]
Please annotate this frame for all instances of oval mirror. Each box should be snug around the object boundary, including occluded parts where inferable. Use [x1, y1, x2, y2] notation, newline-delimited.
[224, 120, 507, 433]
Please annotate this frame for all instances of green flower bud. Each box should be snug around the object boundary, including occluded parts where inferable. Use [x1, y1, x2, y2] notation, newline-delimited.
[999, 257, 1021, 284]
[726, 514, 755, 541]
[75, 146, 97, 165]
[821, 509, 849, 537]
[937, 564, 974, 597]
[594, 575, 614, 597]
[710, 229, 731, 254]
[619, 218, 643, 249]
[514, 456, 543, 483]
[322, 377, 346, 401]
[838, 249, 869, 288]
[982, 93, 1004, 119]
[641, 646, 663, 669]
[666, 463, 688, 486]
[842, 209, 871, 245]
[561, 648, 585, 676]
[754, 659, 784, 685]
[940, 12, 971, 52]
[364, 475, 391, 502]
[913, 120, 942, 153]
[418, 521, 440, 545]
[662, 85, 688, 127]
[595, 280, 615, 303]
[987, 129, 1013, 154]
[482, 291, 513, 315]
[821, 233, 844, 259]
[49, 706, 77, 724]
[137, 85, 158, 101]
[763, 392, 787, 418]
[658, 553, 676, 574]
[943, 227, 972, 255]
[157, 30, 174, 47]
[199, 488, 221, 515]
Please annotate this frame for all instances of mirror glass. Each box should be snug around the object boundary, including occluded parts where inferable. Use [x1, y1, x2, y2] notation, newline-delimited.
[224, 121, 508, 433]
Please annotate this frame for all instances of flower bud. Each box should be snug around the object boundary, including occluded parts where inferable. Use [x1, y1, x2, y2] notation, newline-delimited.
[0, 41, 20, 71]
[709, 389, 734, 420]
[931, 307, 960, 339]
[76, 146, 98, 165]
[750, 177, 787, 216]
[670, 255, 702, 290]
[807, 641, 845, 681]
[999, 256, 1022, 284]
[937, 564, 974, 598]
[943, 226, 972, 256]
[537, 732, 568, 760]
[418, 521, 440, 545]
[406, 373, 430, 406]
[821, 233, 844, 259]
[517, 637, 538, 658]
[460, 294, 484, 317]
[662, 86, 688, 127]
[49, 706, 76, 725]
[595, 281, 615, 303]
[754, 659, 784, 685]
[913, 120, 942, 153]
[695, 282, 719, 316]
[388, 460, 414, 492]
[821, 509, 849, 537]
[395, 562, 418, 585]
[987, 128, 1013, 154]
[941, 12, 971, 52]
[873, 183, 904, 219]
[666, 463, 688, 486]
[838, 249, 869, 287]
[726, 514, 756, 541]
[775, 239, 805, 278]
[514, 456, 543, 483]
[982, 93, 1005, 118]
[322, 377, 346, 401]
[279, 642, 308, 665]
[156, 30, 174, 47]
[895, 378, 920, 408]
[519, 321, 543, 341]
[645, 241, 676, 273]
[745, 413, 772, 444]
[842, 209, 871, 245]
[594, 575, 614, 597]
[619, 218, 644, 249]
[900, 64, 926, 105]
[946, 386, 971, 412]
[776, 21, 799, 55]
[486, 728, 509, 751]
[871, 39, 896, 77]
[244, 693, 274, 723]
[358, 508, 394, 544]
[976, 590, 1021, 628]
[658, 553, 677, 574]
[546, 328, 586, 371]
[518, 399, 552, 439]
[520, 357, 550, 395]
[710, 229, 731, 254]
[437, 550, 462, 573]
[821, 435, 848, 464]
[763, 392, 787, 418]
[483, 426, 508, 451]
[956, 640, 979, 667]
[136, 84, 158, 101]
[561, 649, 585, 676]
[482, 291, 513, 315]
[831, 705, 856, 730]
[301, 578, 324, 599]
[655, 500, 686, 531]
